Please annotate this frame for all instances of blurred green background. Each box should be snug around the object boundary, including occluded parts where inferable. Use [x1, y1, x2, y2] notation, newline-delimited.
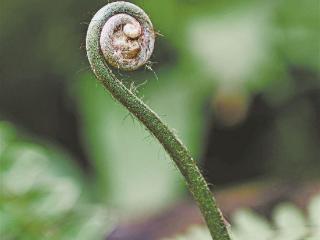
[0, 0, 319, 238]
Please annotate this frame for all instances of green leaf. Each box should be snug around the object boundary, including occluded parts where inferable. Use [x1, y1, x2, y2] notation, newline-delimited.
[232, 209, 273, 240]
[272, 203, 307, 240]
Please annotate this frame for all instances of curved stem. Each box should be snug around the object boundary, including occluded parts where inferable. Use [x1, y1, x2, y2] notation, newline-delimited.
[86, 2, 231, 240]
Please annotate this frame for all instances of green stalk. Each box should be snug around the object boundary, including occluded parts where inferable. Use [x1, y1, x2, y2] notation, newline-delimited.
[86, 2, 231, 239]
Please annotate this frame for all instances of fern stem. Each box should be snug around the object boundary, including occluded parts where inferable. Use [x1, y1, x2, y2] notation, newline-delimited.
[86, 2, 231, 240]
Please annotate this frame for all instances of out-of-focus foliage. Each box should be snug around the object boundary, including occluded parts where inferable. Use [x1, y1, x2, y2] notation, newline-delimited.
[164, 194, 320, 240]
[275, 0, 320, 69]
[0, 122, 113, 239]
[139, 0, 319, 79]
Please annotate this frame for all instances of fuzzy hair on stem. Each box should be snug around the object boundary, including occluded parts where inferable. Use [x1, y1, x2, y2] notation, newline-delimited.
[85, 2, 231, 240]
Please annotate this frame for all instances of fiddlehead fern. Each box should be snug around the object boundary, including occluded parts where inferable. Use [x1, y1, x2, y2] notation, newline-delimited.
[86, 2, 231, 240]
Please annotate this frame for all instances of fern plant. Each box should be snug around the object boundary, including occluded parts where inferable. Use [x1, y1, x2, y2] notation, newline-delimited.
[85, 2, 230, 239]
